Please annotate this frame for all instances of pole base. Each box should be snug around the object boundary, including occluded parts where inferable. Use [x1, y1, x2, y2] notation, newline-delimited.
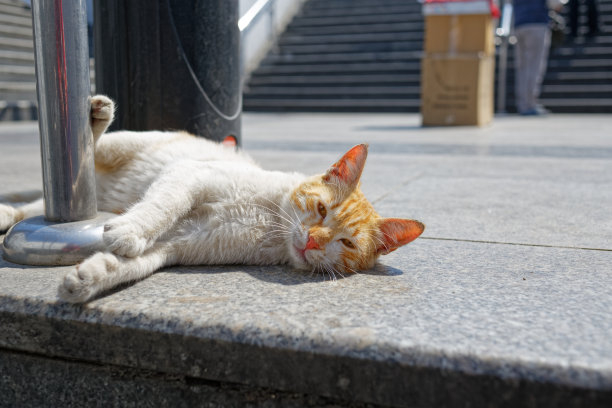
[2, 213, 115, 266]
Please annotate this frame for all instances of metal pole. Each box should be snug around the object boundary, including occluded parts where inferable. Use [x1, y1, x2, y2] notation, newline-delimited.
[496, 1, 513, 114]
[32, 0, 97, 222]
[2, 0, 113, 266]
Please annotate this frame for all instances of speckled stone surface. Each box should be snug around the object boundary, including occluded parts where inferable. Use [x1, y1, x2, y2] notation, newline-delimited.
[1, 114, 612, 407]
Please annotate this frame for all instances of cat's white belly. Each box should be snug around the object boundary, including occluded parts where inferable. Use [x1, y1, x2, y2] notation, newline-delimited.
[166, 202, 294, 267]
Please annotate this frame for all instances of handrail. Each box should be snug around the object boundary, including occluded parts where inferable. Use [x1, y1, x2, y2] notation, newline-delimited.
[239, 0, 274, 33]
[239, 0, 277, 82]
[495, 1, 513, 113]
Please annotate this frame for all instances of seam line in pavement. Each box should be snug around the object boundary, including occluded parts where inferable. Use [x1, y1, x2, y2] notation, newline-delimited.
[420, 236, 612, 252]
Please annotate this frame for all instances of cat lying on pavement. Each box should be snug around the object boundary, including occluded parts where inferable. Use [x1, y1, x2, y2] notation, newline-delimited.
[0, 95, 424, 303]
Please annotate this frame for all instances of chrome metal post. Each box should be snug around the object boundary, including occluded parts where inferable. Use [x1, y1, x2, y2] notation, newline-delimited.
[3, 0, 113, 266]
[33, 0, 97, 222]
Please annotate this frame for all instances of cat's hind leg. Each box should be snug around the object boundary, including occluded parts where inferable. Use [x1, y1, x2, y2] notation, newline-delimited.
[58, 243, 173, 303]
[0, 198, 44, 232]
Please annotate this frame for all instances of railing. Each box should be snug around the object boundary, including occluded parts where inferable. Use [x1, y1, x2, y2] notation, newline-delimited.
[239, 0, 276, 82]
[495, 0, 514, 113]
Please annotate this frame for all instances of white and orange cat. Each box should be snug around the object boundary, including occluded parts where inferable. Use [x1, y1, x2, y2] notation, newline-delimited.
[0, 95, 424, 303]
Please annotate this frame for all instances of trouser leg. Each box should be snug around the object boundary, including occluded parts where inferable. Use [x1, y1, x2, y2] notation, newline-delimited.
[514, 25, 550, 113]
[586, 0, 600, 34]
[569, 0, 579, 37]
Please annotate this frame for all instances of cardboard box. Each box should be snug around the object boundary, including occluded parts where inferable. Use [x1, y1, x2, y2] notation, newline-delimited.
[421, 54, 494, 126]
[424, 14, 495, 55]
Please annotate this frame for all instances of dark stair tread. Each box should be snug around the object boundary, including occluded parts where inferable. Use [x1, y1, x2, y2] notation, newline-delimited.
[248, 74, 421, 86]
[277, 42, 421, 54]
[280, 32, 424, 46]
[263, 51, 421, 65]
[289, 13, 423, 28]
[286, 22, 423, 36]
[245, 85, 420, 96]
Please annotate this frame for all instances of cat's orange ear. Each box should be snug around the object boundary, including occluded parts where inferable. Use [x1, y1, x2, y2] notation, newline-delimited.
[377, 218, 425, 255]
[323, 144, 368, 192]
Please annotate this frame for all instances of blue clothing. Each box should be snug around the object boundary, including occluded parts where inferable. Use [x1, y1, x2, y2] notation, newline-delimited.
[513, 0, 549, 27]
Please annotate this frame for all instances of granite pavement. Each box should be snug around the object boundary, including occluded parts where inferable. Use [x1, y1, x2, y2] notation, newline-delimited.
[0, 113, 611, 407]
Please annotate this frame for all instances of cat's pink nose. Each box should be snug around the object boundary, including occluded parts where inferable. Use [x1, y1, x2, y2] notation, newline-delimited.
[305, 235, 320, 251]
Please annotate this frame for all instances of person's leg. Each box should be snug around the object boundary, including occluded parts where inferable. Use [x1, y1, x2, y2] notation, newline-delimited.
[514, 25, 549, 113]
[532, 25, 552, 105]
[513, 26, 529, 113]
[586, 0, 600, 35]
[569, 0, 579, 37]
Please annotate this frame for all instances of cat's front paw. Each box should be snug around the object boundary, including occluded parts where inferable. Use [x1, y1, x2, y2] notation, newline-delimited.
[0, 203, 22, 232]
[103, 219, 149, 258]
[58, 252, 119, 303]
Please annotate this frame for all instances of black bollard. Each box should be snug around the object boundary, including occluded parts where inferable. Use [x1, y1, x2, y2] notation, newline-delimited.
[93, 0, 241, 145]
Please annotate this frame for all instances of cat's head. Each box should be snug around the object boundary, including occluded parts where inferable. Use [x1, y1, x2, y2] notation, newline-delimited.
[287, 144, 424, 275]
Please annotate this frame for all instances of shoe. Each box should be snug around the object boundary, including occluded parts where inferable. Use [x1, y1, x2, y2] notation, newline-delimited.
[520, 106, 549, 116]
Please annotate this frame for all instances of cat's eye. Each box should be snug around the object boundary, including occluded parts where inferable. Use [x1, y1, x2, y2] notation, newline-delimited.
[317, 202, 327, 219]
[340, 238, 355, 249]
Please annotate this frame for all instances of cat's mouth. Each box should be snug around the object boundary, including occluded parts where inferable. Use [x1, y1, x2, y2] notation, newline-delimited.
[292, 244, 311, 269]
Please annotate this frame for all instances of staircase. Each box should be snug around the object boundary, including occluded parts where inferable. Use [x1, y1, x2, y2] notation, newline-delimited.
[0, 0, 36, 121]
[243, 0, 423, 112]
[0, 0, 610, 119]
[244, 0, 612, 113]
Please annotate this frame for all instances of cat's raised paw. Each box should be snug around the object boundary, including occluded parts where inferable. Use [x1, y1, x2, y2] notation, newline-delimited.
[103, 220, 149, 257]
[90, 95, 115, 138]
[58, 252, 119, 303]
[91, 95, 114, 120]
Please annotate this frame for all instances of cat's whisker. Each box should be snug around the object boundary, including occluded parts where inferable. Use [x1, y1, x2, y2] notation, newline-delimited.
[330, 261, 350, 279]
[252, 198, 299, 228]
[260, 196, 298, 225]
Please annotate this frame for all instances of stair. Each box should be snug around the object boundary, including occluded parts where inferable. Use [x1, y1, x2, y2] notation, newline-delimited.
[244, 0, 423, 112]
[0, 0, 37, 121]
[0, 0, 95, 121]
[244, 0, 612, 113]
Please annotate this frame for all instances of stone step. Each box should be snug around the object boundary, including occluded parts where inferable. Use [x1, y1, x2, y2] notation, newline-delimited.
[0, 2, 31, 18]
[0, 21, 31, 39]
[0, 50, 34, 68]
[247, 73, 420, 87]
[254, 61, 420, 75]
[243, 97, 419, 111]
[0, 11, 31, 27]
[263, 50, 421, 65]
[279, 31, 424, 46]
[289, 12, 422, 28]
[244, 85, 420, 98]
[305, 0, 416, 9]
[300, 4, 421, 18]
[0, 35, 33, 51]
[0, 64, 35, 81]
[285, 21, 423, 36]
[277, 41, 420, 55]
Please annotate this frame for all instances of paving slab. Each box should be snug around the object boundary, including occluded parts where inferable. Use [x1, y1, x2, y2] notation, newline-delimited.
[1, 113, 611, 407]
